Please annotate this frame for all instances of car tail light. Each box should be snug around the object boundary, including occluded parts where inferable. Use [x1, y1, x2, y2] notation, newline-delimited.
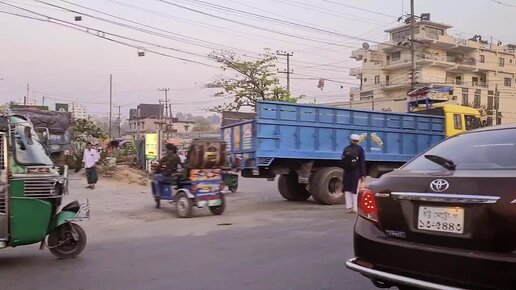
[358, 188, 378, 222]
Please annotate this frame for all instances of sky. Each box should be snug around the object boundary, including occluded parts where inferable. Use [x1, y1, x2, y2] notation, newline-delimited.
[0, 0, 515, 119]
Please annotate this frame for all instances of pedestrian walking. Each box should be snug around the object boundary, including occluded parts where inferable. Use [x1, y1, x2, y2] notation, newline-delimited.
[83, 142, 100, 189]
[341, 134, 366, 213]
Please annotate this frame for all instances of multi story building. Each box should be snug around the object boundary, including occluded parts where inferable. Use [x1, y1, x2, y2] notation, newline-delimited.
[127, 103, 197, 138]
[69, 103, 89, 120]
[338, 19, 516, 125]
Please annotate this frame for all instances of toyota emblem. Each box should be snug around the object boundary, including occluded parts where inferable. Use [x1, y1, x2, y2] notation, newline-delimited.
[430, 179, 449, 192]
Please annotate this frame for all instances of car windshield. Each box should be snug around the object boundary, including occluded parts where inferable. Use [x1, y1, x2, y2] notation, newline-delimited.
[13, 122, 54, 166]
[403, 128, 516, 170]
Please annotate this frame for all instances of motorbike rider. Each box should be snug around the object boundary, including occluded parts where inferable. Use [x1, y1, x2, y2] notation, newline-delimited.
[154, 143, 183, 194]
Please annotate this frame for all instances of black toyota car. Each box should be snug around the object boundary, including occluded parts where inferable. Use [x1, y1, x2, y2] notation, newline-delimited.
[346, 125, 516, 290]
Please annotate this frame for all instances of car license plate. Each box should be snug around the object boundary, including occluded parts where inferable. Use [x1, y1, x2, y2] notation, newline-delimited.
[417, 206, 464, 234]
[208, 199, 221, 206]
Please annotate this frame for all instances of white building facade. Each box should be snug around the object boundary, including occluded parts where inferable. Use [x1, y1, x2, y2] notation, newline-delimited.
[338, 20, 516, 125]
[69, 103, 89, 120]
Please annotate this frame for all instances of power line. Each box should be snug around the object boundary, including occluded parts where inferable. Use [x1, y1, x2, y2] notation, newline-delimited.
[41, 0, 267, 58]
[487, 0, 516, 9]
[320, 0, 398, 18]
[153, 0, 394, 47]
[0, 2, 218, 67]
[33, 0, 217, 60]
[104, 0, 330, 48]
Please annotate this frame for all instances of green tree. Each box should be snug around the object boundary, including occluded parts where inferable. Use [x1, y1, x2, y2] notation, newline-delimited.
[70, 118, 107, 146]
[67, 119, 107, 172]
[206, 49, 299, 112]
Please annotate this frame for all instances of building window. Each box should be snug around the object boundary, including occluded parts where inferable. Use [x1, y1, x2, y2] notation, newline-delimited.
[504, 77, 512, 87]
[472, 77, 479, 86]
[391, 51, 401, 61]
[363, 78, 367, 82]
[374, 75, 380, 84]
[474, 89, 481, 108]
[386, 75, 390, 85]
[479, 55, 485, 63]
[461, 88, 469, 106]
[364, 58, 367, 63]
[499, 58, 505, 67]
[426, 27, 444, 39]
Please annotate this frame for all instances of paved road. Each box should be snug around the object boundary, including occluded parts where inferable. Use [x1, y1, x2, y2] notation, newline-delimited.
[0, 175, 372, 290]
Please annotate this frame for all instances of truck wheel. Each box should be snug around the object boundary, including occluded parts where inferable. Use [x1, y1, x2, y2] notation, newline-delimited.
[48, 223, 87, 259]
[310, 167, 345, 205]
[278, 174, 311, 201]
[228, 185, 238, 193]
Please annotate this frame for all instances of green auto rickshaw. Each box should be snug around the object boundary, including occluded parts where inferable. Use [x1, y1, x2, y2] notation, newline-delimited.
[0, 110, 89, 258]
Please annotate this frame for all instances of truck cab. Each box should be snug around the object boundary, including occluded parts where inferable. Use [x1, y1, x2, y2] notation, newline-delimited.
[411, 104, 482, 137]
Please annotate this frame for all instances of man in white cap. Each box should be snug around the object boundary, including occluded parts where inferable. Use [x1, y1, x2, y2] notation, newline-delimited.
[341, 134, 367, 212]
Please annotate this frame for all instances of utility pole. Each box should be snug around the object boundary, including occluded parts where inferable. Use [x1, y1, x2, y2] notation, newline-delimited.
[109, 74, 113, 139]
[25, 83, 29, 105]
[42, 96, 45, 106]
[158, 88, 170, 139]
[158, 100, 163, 121]
[115, 105, 122, 137]
[409, 0, 416, 90]
[495, 84, 499, 125]
[277, 51, 294, 93]
[158, 88, 170, 119]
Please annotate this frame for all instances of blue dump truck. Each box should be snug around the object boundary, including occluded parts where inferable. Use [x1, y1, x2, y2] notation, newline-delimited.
[222, 101, 482, 205]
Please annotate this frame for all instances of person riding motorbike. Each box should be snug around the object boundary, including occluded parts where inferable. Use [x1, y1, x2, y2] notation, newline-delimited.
[154, 143, 183, 194]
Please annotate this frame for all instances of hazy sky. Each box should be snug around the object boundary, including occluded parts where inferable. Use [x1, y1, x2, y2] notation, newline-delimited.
[0, 0, 514, 118]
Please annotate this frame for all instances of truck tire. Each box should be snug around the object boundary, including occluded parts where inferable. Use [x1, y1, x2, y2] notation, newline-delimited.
[278, 174, 311, 201]
[310, 167, 345, 205]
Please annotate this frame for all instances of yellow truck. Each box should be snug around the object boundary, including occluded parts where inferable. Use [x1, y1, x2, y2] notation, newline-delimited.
[412, 104, 483, 137]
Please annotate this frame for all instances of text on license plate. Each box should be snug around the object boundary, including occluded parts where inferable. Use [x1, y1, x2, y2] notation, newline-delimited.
[417, 206, 464, 234]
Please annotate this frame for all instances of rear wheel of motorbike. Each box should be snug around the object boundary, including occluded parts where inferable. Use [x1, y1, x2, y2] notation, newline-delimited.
[209, 194, 225, 215]
[310, 167, 345, 205]
[277, 173, 311, 201]
[176, 192, 193, 218]
[48, 223, 87, 259]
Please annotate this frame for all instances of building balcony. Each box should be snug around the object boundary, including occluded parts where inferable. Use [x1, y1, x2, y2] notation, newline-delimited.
[417, 77, 489, 89]
[349, 67, 362, 77]
[381, 81, 410, 91]
[351, 48, 366, 60]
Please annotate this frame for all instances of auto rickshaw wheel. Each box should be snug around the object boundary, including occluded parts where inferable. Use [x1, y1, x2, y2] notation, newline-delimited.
[155, 198, 161, 209]
[48, 223, 87, 259]
[209, 194, 225, 216]
[176, 192, 193, 218]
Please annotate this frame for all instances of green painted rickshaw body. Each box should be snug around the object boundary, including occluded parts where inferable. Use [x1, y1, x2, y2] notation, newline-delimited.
[9, 180, 53, 246]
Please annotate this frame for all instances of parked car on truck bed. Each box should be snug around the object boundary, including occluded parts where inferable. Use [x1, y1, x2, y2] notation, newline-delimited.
[222, 101, 481, 205]
[346, 124, 516, 290]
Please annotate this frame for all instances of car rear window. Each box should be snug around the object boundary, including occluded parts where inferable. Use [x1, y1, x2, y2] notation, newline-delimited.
[403, 128, 516, 170]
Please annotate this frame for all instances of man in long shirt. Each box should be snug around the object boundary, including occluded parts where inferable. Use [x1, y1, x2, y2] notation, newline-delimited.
[83, 142, 100, 189]
[342, 134, 367, 213]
